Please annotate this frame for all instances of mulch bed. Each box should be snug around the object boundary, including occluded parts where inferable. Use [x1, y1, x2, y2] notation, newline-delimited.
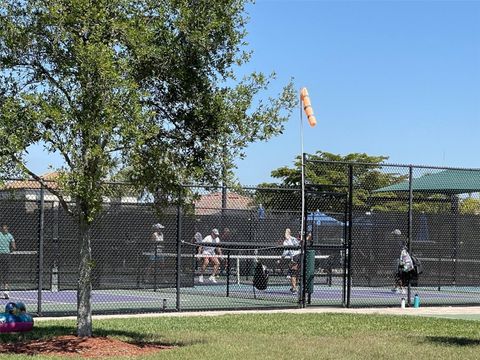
[0, 335, 174, 358]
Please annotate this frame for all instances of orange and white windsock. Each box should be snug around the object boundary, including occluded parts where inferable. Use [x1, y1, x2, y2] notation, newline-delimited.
[300, 87, 317, 127]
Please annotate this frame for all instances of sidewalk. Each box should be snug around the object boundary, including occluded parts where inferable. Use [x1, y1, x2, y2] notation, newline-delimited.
[34, 306, 480, 322]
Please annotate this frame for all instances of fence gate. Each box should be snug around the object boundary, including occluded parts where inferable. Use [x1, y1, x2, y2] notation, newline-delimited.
[303, 186, 349, 306]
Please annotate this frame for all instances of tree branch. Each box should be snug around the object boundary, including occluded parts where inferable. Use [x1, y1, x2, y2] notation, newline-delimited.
[10, 154, 74, 216]
[31, 61, 75, 109]
[45, 128, 74, 169]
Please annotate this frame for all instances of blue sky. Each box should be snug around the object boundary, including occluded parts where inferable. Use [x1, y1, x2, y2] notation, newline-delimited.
[26, 0, 480, 185]
[234, 0, 480, 185]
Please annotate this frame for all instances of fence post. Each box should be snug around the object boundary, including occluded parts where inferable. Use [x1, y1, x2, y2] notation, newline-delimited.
[407, 166, 413, 306]
[176, 191, 183, 312]
[37, 185, 45, 316]
[346, 164, 353, 308]
[451, 194, 459, 286]
[342, 191, 348, 307]
[300, 153, 308, 308]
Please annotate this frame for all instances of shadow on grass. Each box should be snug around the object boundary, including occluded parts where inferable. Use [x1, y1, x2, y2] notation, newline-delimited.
[0, 324, 203, 348]
[425, 336, 480, 347]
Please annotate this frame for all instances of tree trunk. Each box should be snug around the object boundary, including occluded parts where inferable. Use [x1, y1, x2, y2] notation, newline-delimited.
[77, 212, 93, 337]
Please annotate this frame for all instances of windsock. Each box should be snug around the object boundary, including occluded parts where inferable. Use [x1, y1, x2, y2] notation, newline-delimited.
[300, 88, 316, 127]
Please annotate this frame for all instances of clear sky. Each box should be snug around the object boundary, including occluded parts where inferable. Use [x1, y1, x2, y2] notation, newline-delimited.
[25, 0, 480, 185]
[234, 0, 480, 185]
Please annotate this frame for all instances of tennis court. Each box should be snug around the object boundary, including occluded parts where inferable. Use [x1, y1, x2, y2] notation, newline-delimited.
[3, 161, 480, 317]
[4, 276, 480, 316]
[5, 240, 480, 315]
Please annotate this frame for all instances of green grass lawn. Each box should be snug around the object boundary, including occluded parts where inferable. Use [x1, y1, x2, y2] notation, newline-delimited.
[1, 313, 480, 359]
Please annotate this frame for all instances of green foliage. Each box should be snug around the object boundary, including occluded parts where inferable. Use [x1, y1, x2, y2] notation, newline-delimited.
[260, 151, 402, 211]
[263, 151, 471, 214]
[460, 197, 480, 215]
[0, 0, 295, 220]
[0, 0, 295, 336]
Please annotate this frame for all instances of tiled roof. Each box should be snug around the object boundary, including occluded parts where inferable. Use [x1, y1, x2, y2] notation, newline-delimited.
[3, 172, 60, 190]
[194, 191, 254, 215]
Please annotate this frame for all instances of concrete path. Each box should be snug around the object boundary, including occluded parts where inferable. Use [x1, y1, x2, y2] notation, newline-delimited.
[34, 306, 480, 322]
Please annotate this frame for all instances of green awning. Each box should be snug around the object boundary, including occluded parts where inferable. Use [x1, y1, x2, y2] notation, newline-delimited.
[374, 169, 480, 194]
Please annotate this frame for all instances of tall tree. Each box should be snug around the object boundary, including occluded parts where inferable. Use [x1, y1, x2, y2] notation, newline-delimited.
[0, 0, 295, 336]
[257, 151, 401, 212]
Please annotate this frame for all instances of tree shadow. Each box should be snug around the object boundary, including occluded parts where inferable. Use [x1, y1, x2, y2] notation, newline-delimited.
[425, 336, 480, 347]
[0, 324, 203, 348]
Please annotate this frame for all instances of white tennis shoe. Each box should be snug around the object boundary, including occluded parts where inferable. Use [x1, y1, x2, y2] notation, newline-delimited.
[198, 275, 204, 283]
[209, 275, 217, 283]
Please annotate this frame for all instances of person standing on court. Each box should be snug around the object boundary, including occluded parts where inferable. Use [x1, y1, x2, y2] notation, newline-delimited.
[144, 223, 165, 282]
[391, 229, 414, 294]
[151, 223, 165, 252]
[282, 228, 301, 294]
[0, 224, 16, 299]
[198, 228, 222, 283]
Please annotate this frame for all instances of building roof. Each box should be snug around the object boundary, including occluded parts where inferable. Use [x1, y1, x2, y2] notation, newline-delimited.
[3, 172, 61, 190]
[374, 169, 480, 195]
[194, 191, 254, 215]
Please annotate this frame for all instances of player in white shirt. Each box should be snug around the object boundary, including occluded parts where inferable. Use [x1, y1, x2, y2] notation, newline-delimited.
[144, 223, 165, 283]
[198, 228, 222, 283]
[282, 228, 301, 294]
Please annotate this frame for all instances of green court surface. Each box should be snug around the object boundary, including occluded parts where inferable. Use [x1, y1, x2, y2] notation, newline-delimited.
[421, 314, 480, 321]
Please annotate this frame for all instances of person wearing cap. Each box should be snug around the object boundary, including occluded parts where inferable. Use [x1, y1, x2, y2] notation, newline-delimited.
[391, 229, 414, 294]
[198, 228, 222, 283]
[144, 223, 165, 283]
[0, 224, 16, 299]
[282, 228, 301, 295]
[151, 223, 165, 244]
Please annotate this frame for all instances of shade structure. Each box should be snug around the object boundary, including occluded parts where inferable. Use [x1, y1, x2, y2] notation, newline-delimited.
[374, 169, 480, 195]
[307, 211, 343, 226]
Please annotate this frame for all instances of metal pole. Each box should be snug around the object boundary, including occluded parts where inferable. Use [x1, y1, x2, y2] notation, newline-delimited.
[299, 90, 306, 308]
[226, 251, 231, 297]
[451, 194, 459, 286]
[300, 163, 308, 307]
[342, 191, 348, 307]
[407, 166, 413, 306]
[176, 192, 183, 311]
[37, 186, 45, 316]
[300, 90, 305, 246]
[153, 244, 158, 292]
[221, 148, 227, 232]
[346, 164, 353, 308]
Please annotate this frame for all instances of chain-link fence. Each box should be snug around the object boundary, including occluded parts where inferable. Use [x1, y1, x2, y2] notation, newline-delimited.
[0, 179, 309, 315]
[1, 161, 480, 316]
[305, 158, 480, 308]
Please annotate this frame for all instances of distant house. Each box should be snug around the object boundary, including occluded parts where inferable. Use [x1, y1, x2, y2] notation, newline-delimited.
[0, 172, 138, 204]
[194, 191, 254, 216]
[0, 172, 63, 202]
